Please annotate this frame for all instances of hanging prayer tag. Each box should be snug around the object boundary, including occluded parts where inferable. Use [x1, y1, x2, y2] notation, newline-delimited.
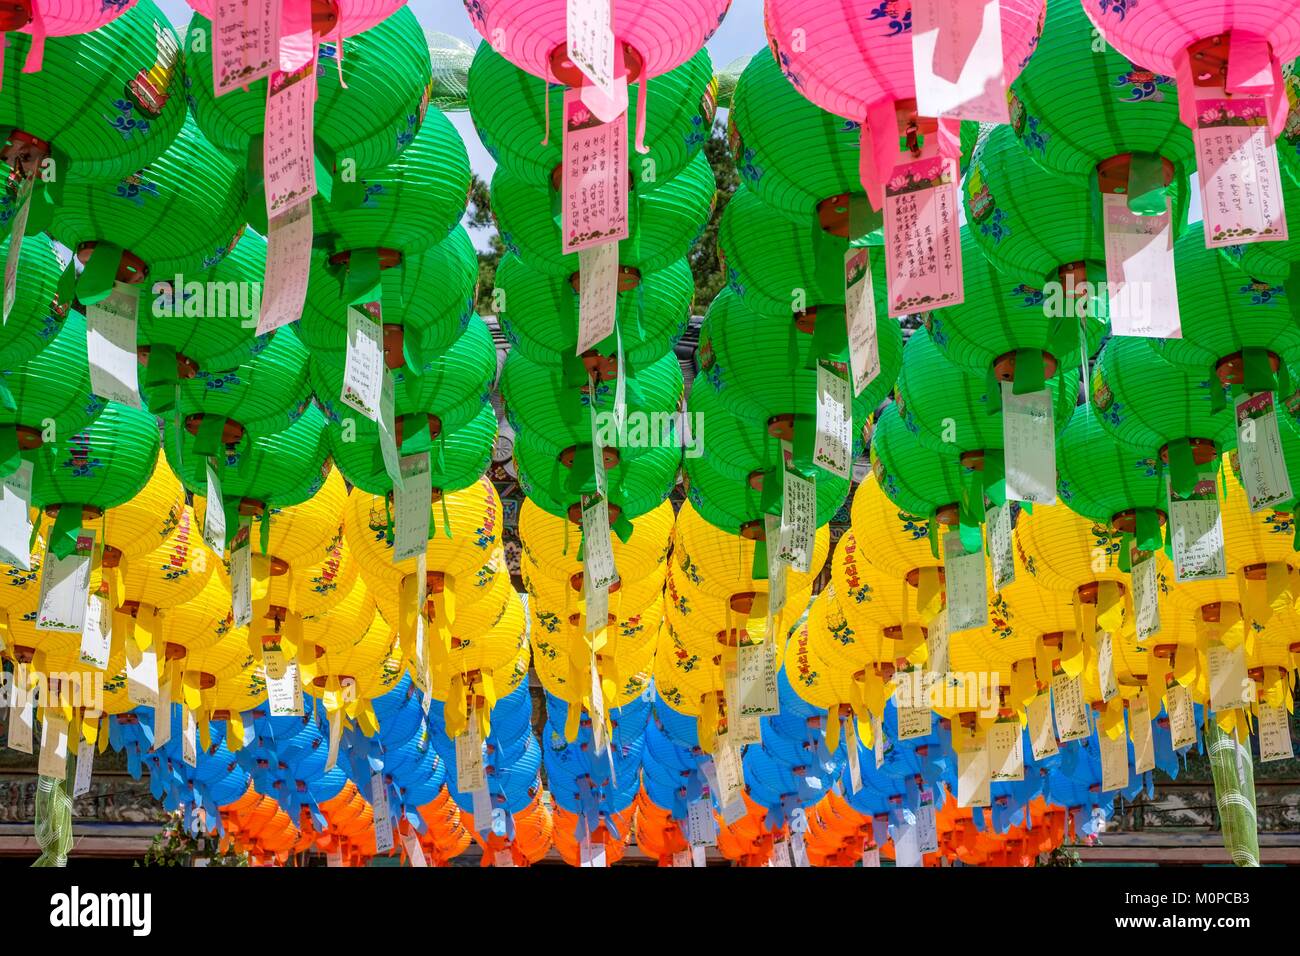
[1234, 391, 1293, 512]
[1193, 90, 1288, 248]
[1167, 471, 1227, 583]
[562, 88, 630, 255]
[1002, 383, 1056, 505]
[844, 247, 880, 396]
[884, 156, 963, 316]
[1102, 195, 1181, 338]
[911, 0, 1010, 123]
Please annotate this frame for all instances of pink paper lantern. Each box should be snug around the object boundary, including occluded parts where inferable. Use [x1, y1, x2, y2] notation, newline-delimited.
[1083, 0, 1300, 138]
[0, 0, 137, 75]
[185, 0, 406, 40]
[764, 0, 1045, 205]
[462, 0, 730, 84]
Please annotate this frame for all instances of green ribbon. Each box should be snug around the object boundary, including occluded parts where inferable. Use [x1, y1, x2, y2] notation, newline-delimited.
[245, 137, 268, 234]
[982, 448, 1007, 507]
[807, 310, 844, 368]
[1135, 507, 1164, 553]
[985, 365, 1003, 416]
[562, 352, 590, 390]
[0, 426, 19, 476]
[1167, 438, 1199, 499]
[959, 467, 983, 540]
[927, 513, 940, 560]
[47, 506, 82, 560]
[402, 326, 425, 377]
[260, 510, 271, 555]
[565, 445, 595, 494]
[1012, 348, 1046, 396]
[1241, 347, 1275, 395]
[193, 414, 229, 459]
[751, 536, 768, 581]
[312, 138, 336, 206]
[223, 497, 242, 550]
[77, 242, 124, 305]
[345, 248, 382, 306]
[1119, 532, 1135, 573]
[143, 344, 179, 413]
[399, 414, 433, 456]
[1126, 152, 1168, 217]
[612, 513, 633, 543]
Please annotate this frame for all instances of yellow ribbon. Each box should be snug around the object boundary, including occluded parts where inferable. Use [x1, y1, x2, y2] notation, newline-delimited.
[1059, 629, 1085, 680]
[1099, 697, 1125, 741]
[1096, 580, 1125, 635]
[697, 692, 720, 755]
[1010, 659, 1037, 712]
[914, 568, 944, 625]
[103, 561, 125, 612]
[1236, 563, 1293, 628]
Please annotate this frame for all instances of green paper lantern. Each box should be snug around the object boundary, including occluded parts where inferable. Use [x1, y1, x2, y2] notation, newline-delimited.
[30, 400, 159, 514]
[515, 430, 681, 523]
[492, 150, 715, 279]
[868, 401, 966, 522]
[311, 312, 497, 436]
[964, 125, 1189, 289]
[49, 117, 245, 282]
[924, 226, 1108, 380]
[895, 326, 1080, 456]
[495, 253, 691, 370]
[164, 403, 330, 510]
[298, 225, 478, 358]
[138, 227, 266, 375]
[0, 233, 64, 371]
[467, 42, 715, 193]
[184, 7, 432, 178]
[0, 310, 105, 453]
[727, 46, 862, 225]
[312, 107, 471, 258]
[1090, 335, 1236, 465]
[730, 45, 979, 224]
[1057, 403, 1167, 540]
[686, 376, 866, 484]
[684, 447, 847, 536]
[716, 184, 845, 316]
[177, 326, 313, 446]
[1153, 230, 1300, 384]
[694, 287, 894, 436]
[1007, 0, 1194, 182]
[329, 400, 496, 497]
[0, 0, 186, 184]
[499, 350, 683, 459]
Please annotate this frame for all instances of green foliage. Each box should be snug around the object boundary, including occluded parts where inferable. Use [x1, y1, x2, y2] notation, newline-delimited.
[138, 811, 248, 867]
[688, 122, 737, 313]
[1036, 845, 1081, 867]
[467, 173, 506, 316]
